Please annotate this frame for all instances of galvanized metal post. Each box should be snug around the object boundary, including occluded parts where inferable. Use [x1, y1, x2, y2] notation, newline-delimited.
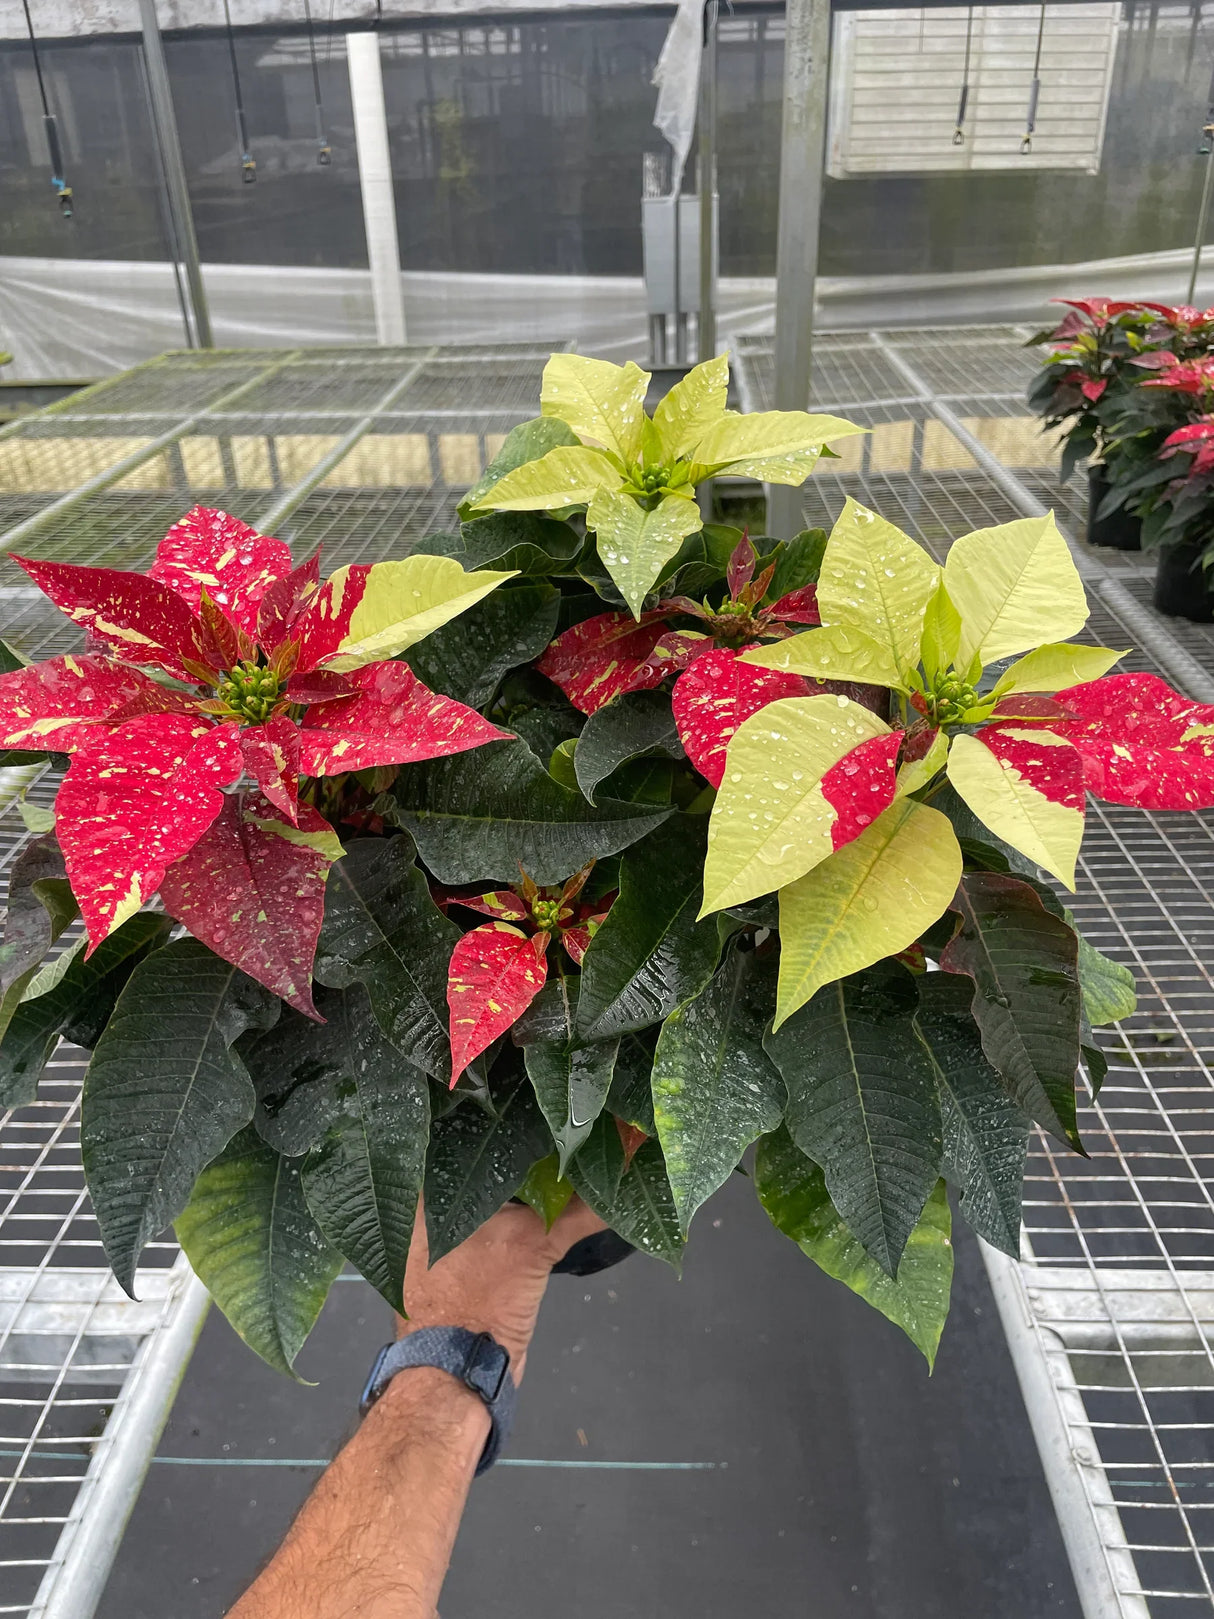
[348, 30, 407, 346]
[138, 0, 213, 349]
[698, 0, 719, 362]
[769, 0, 831, 537]
[1187, 139, 1214, 306]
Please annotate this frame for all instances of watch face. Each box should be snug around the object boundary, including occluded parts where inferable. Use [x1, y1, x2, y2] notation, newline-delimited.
[462, 1332, 510, 1402]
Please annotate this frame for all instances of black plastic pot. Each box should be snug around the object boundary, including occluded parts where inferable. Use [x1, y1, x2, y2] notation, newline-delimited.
[552, 1228, 636, 1276]
[1087, 464, 1142, 551]
[1154, 542, 1214, 623]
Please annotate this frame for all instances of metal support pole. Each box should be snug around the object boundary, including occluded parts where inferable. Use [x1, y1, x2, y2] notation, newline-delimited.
[1187, 136, 1214, 306]
[698, 0, 719, 362]
[347, 30, 407, 346]
[138, 0, 213, 349]
[769, 0, 831, 537]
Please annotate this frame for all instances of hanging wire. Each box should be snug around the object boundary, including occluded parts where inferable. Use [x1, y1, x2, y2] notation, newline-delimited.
[953, 7, 975, 145]
[20, 0, 72, 217]
[303, 0, 332, 164]
[222, 0, 257, 182]
[1021, 2, 1046, 155]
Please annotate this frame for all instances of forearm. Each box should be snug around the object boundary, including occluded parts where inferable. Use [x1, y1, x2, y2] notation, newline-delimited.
[228, 1367, 489, 1619]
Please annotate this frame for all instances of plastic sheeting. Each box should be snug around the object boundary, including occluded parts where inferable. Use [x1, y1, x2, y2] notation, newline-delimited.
[651, 0, 703, 198]
[2, 247, 1214, 380]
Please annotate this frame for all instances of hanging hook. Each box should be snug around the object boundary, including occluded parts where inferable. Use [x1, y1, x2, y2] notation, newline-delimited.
[21, 0, 73, 217]
[953, 7, 974, 146]
[1022, 3, 1045, 155]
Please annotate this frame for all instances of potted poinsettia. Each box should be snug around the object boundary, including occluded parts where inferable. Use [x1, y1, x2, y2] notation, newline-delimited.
[2, 352, 1213, 1383]
[1025, 296, 1188, 548]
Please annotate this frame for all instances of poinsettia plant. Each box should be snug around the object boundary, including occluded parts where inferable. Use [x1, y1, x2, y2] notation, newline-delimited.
[1, 351, 1209, 1382]
[1024, 297, 1195, 481]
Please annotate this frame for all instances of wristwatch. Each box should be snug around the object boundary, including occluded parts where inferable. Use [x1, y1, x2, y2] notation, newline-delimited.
[359, 1326, 517, 1476]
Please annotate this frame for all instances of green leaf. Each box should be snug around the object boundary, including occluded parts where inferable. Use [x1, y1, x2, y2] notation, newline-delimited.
[516, 1153, 575, 1229]
[244, 985, 383, 1157]
[524, 1019, 620, 1177]
[424, 1059, 553, 1261]
[941, 872, 1083, 1151]
[574, 690, 683, 805]
[606, 1031, 658, 1135]
[0, 914, 171, 1111]
[816, 496, 939, 678]
[587, 488, 704, 619]
[764, 966, 942, 1276]
[568, 1135, 684, 1269]
[991, 641, 1124, 696]
[755, 1126, 953, 1368]
[652, 944, 785, 1233]
[567, 1112, 626, 1208]
[83, 940, 280, 1292]
[540, 353, 650, 465]
[913, 973, 1028, 1258]
[577, 814, 721, 1042]
[0, 835, 77, 1043]
[300, 991, 430, 1311]
[0, 637, 28, 674]
[469, 444, 622, 512]
[1072, 925, 1137, 1026]
[313, 836, 457, 1080]
[416, 513, 584, 577]
[390, 740, 672, 886]
[458, 417, 581, 516]
[404, 581, 560, 707]
[919, 582, 963, 682]
[176, 1126, 341, 1379]
[652, 354, 730, 460]
[763, 528, 828, 599]
[18, 798, 54, 834]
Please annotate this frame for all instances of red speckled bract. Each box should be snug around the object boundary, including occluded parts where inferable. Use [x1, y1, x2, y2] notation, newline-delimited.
[159, 791, 339, 1018]
[819, 730, 904, 849]
[0, 655, 175, 752]
[11, 557, 220, 681]
[57, 713, 243, 947]
[538, 610, 705, 715]
[671, 645, 811, 789]
[976, 725, 1086, 809]
[446, 922, 549, 1087]
[769, 585, 821, 625]
[240, 716, 301, 823]
[291, 564, 373, 673]
[1050, 673, 1214, 809]
[148, 507, 293, 635]
[299, 661, 507, 775]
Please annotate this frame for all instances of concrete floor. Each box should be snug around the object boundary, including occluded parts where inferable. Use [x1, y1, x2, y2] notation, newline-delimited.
[98, 1174, 1081, 1619]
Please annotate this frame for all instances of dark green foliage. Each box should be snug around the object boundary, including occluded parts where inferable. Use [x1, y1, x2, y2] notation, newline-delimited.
[0, 913, 172, 1109]
[568, 1135, 684, 1270]
[416, 512, 583, 576]
[652, 944, 784, 1233]
[576, 814, 721, 1042]
[423, 1059, 552, 1261]
[405, 582, 561, 707]
[301, 989, 431, 1311]
[761, 527, 829, 598]
[765, 966, 942, 1276]
[83, 940, 279, 1292]
[573, 690, 683, 804]
[942, 872, 1083, 1151]
[914, 973, 1029, 1257]
[176, 1127, 342, 1378]
[390, 740, 672, 885]
[313, 836, 456, 1080]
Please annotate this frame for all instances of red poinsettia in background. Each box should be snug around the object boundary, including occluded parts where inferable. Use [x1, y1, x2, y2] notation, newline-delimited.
[0, 507, 512, 1015]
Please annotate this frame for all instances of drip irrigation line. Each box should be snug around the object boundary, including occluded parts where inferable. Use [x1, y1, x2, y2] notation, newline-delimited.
[953, 6, 974, 145]
[303, 0, 332, 163]
[222, 0, 257, 183]
[20, 0, 72, 217]
[1021, 2, 1046, 154]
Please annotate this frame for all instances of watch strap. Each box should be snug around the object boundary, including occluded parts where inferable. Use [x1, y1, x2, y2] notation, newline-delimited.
[359, 1326, 516, 1475]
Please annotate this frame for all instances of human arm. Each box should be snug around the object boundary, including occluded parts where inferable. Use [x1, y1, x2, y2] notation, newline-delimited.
[227, 1197, 605, 1619]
